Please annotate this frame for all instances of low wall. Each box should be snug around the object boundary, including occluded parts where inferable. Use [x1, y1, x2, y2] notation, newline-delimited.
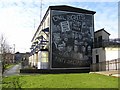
[20, 68, 90, 74]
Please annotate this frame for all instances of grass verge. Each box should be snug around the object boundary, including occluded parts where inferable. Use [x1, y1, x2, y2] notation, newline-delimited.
[2, 73, 119, 88]
[5, 64, 16, 70]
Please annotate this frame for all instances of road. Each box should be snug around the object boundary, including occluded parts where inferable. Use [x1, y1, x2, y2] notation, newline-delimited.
[3, 64, 21, 77]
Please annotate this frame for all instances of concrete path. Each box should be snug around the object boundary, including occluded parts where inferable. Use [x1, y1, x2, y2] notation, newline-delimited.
[3, 64, 21, 77]
[90, 70, 120, 77]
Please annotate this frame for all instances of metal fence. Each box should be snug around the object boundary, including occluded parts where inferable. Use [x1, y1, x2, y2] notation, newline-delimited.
[90, 58, 120, 72]
[94, 38, 120, 48]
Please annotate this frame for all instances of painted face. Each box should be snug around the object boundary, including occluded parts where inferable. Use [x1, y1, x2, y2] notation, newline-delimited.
[58, 45, 64, 51]
[74, 45, 78, 52]
[67, 46, 73, 52]
[64, 37, 68, 42]
[53, 33, 61, 43]
[74, 40, 78, 45]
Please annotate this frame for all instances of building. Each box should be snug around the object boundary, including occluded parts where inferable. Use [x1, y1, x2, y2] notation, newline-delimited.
[92, 28, 120, 71]
[29, 5, 96, 69]
[0, 53, 14, 64]
[15, 52, 30, 64]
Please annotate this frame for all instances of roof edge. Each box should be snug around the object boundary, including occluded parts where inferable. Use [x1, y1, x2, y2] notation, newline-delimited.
[31, 5, 96, 42]
[49, 5, 96, 14]
[95, 28, 111, 35]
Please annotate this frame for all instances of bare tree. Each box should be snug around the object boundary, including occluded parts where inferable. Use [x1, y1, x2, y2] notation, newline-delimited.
[0, 34, 11, 74]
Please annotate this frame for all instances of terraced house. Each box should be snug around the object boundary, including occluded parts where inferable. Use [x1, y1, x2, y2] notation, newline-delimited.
[29, 5, 96, 70]
[29, 5, 120, 72]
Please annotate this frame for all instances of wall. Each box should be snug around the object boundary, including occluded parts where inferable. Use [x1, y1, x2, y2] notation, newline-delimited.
[36, 11, 50, 69]
[92, 48, 106, 71]
[92, 47, 120, 71]
[105, 47, 120, 61]
[51, 10, 94, 68]
[38, 51, 48, 69]
[29, 10, 50, 68]
[94, 30, 109, 40]
[105, 47, 120, 70]
[92, 48, 106, 63]
[29, 56, 32, 65]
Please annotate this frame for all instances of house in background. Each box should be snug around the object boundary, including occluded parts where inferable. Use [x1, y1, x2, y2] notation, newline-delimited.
[92, 28, 120, 71]
[29, 5, 96, 70]
[15, 52, 30, 65]
[5, 53, 14, 64]
[0, 53, 14, 64]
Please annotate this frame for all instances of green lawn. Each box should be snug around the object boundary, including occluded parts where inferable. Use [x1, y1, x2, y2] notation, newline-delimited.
[2, 73, 118, 88]
[5, 64, 16, 70]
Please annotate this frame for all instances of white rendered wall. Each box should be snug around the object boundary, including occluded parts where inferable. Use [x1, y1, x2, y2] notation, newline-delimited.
[92, 47, 120, 71]
[31, 55, 34, 66]
[29, 56, 32, 65]
[94, 30, 109, 40]
[38, 51, 41, 69]
[41, 51, 48, 69]
[92, 48, 106, 63]
[105, 48, 120, 61]
[33, 54, 36, 66]
[37, 51, 48, 69]
[105, 48, 120, 70]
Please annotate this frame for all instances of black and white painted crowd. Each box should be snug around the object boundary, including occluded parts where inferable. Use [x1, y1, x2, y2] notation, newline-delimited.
[51, 11, 94, 68]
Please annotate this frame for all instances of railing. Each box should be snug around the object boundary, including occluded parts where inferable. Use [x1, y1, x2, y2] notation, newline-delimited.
[94, 38, 120, 48]
[90, 58, 120, 71]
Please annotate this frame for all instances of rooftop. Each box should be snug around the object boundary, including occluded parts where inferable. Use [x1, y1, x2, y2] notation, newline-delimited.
[94, 28, 110, 35]
[49, 5, 96, 14]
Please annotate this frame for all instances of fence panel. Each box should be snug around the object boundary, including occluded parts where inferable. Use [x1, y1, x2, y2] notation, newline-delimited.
[91, 58, 120, 71]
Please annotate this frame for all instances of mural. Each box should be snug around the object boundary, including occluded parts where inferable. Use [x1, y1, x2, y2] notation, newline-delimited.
[51, 11, 94, 68]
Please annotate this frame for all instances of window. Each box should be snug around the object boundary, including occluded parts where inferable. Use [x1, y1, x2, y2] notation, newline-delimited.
[98, 36, 102, 47]
[94, 38, 97, 43]
[98, 36, 102, 42]
[94, 38, 98, 48]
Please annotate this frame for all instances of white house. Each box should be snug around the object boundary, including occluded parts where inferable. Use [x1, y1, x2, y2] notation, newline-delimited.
[92, 28, 120, 71]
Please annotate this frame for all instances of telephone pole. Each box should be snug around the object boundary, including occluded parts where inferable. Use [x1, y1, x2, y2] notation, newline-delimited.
[40, 0, 43, 22]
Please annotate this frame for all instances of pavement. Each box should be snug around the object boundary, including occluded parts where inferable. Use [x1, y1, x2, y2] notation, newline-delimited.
[90, 70, 120, 77]
[3, 64, 21, 77]
[2, 64, 120, 78]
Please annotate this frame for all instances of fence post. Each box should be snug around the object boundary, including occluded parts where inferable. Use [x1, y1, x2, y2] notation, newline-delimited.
[115, 59, 117, 70]
[108, 61, 109, 71]
[100, 62, 101, 71]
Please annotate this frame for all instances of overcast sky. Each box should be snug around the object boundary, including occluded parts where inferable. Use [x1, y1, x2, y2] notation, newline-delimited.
[0, 0, 119, 53]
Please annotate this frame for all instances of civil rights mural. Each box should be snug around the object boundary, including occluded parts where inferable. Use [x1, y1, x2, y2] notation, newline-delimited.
[51, 11, 94, 68]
